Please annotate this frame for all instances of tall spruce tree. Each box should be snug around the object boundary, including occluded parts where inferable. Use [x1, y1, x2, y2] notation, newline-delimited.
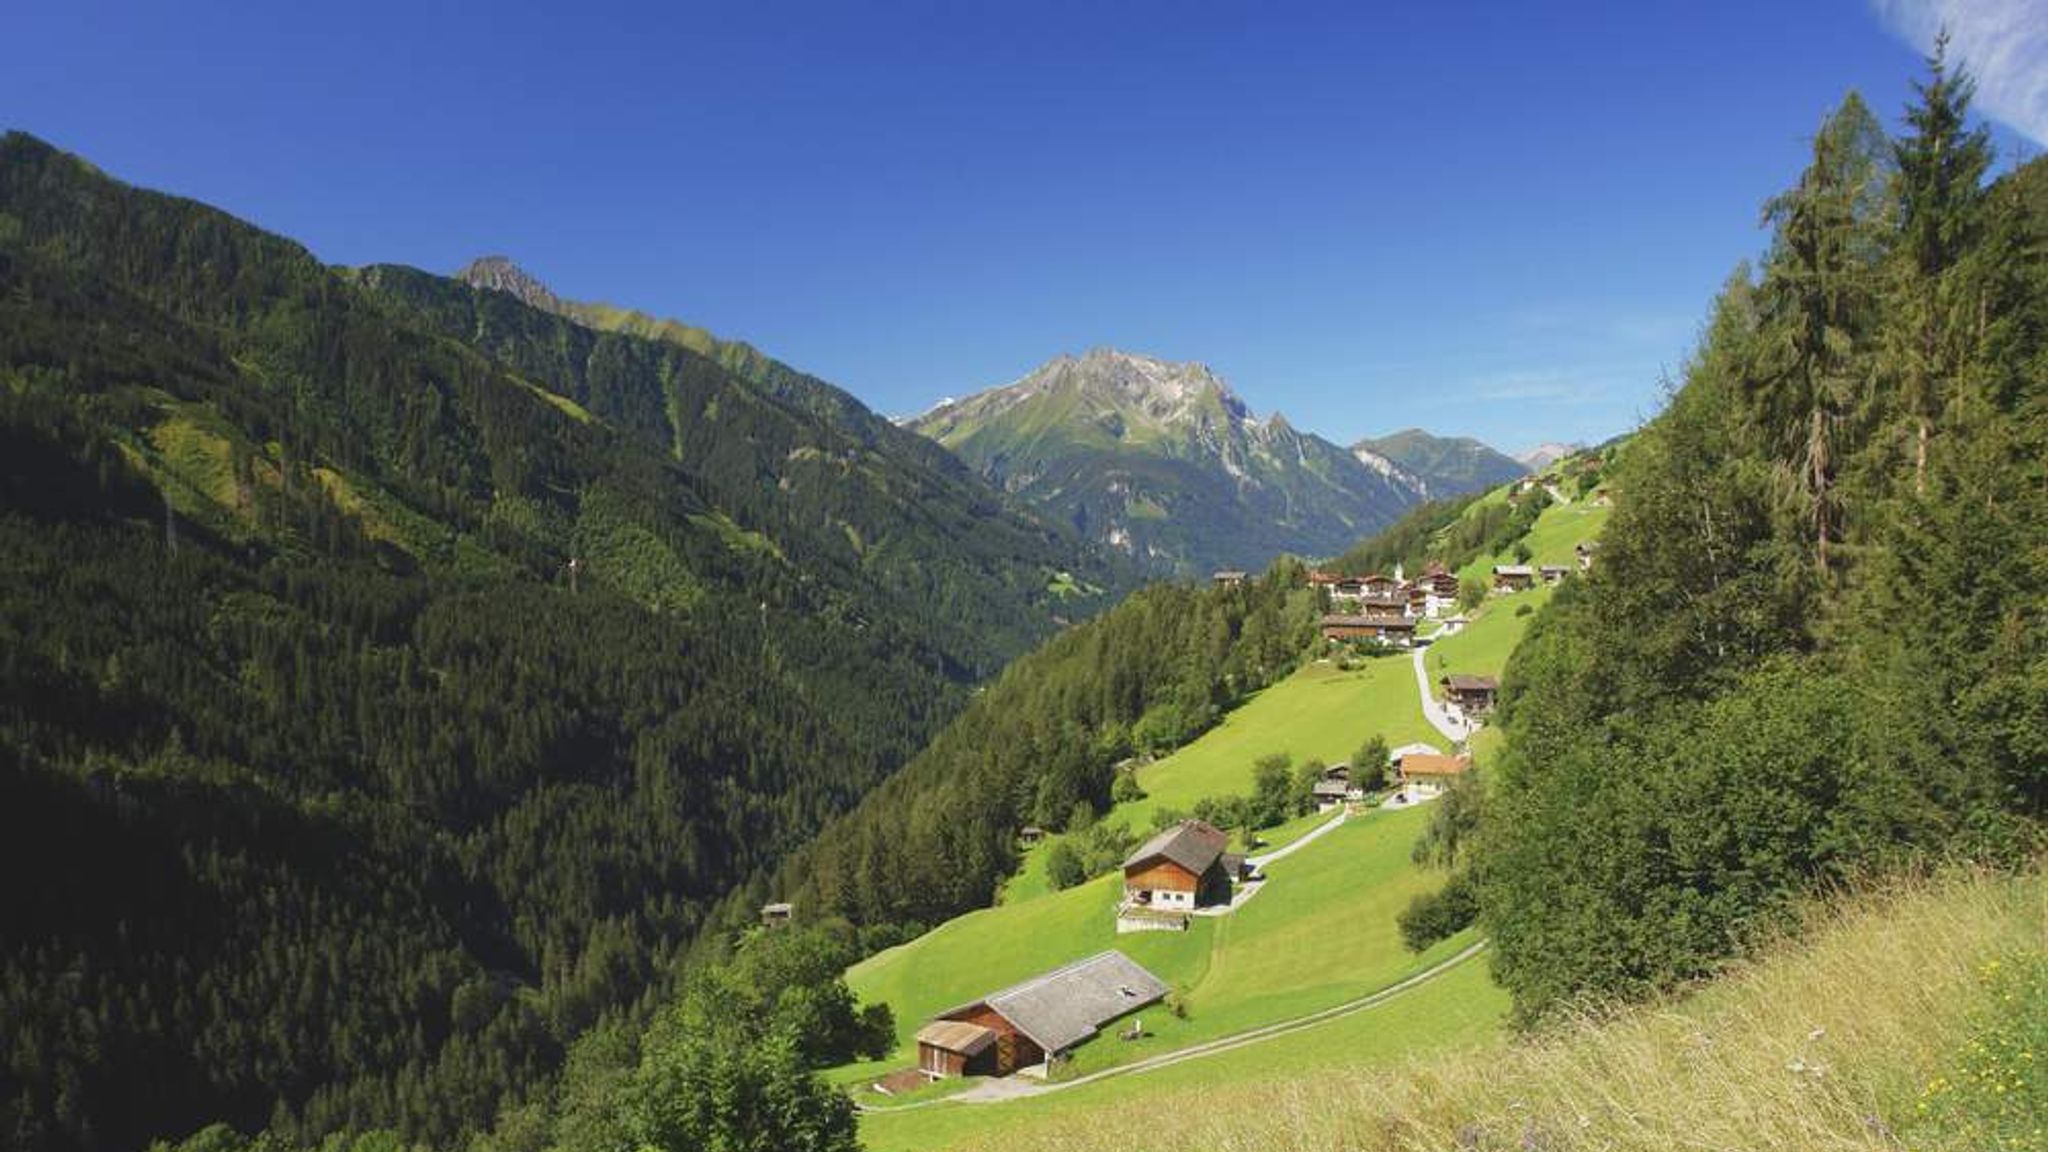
[1754, 92, 1892, 573]
[1889, 32, 1992, 494]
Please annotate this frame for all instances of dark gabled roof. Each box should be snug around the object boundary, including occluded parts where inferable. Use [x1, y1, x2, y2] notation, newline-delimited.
[1353, 595, 1410, 611]
[1123, 819, 1229, 876]
[1321, 614, 1416, 630]
[1440, 674, 1499, 693]
[936, 951, 1169, 1054]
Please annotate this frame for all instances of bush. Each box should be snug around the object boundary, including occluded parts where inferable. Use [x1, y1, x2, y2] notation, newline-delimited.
[1249, 754, 1295, 828]
[1353, 735, 1390, 791]
[1111, 772, 1147, 804]
[1398, 870, 1479, 953]
[1044, 841, 1085, 890]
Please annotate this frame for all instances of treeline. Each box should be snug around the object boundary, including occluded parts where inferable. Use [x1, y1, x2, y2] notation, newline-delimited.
[1457, 55, 2044, 1024]
[0, 131, 1123, 1152]
[1329, 480, 1556, 577]
[777, 561, 1319, 938]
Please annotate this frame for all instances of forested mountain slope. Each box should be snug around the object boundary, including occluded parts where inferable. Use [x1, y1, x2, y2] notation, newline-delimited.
[779, 562, 1319, 934]
[1466, 78, 2044, 1023]
[1352, 428, 1527, 498]
[0, 131, 1122, 1152]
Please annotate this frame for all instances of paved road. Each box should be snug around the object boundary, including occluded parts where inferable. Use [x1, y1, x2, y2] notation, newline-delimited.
[1246, 810, 1345, 869]
[859, 939, 1490, 1111]
[1412, 645, 1468, 744]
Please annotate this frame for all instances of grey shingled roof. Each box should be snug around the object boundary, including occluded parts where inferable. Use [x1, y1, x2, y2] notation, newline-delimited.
[940, 951, 1168, 1054]
[1122, 819, 1229, 876]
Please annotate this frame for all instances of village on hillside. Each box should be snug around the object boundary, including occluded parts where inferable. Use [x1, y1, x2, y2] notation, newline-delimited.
[828, 470, 1613, 1107]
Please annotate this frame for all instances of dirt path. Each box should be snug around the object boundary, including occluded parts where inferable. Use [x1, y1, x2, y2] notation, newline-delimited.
[858, 939, 1489, 1112]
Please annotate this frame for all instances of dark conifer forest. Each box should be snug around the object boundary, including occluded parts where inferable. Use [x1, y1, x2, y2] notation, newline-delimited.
[0, 130, 1127, 1152]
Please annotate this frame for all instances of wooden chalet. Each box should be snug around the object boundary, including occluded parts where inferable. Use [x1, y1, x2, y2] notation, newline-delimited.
[759, 902, 793, 928]
[1440, 674, 1499, 714]
[1360, 573, 1400, 598]
[1539, 564, 1569, 585]
[1576, 541, 1600, 571]
[1122, 819, 1234, 910]
[1354, 594, 1411, 617]
[1397, 752, 1472, 798]
[916, 951, 1169, 1079]
[1019, 825, 1046, 846]
[1320, 613, 1417, 645]
[1415, 566, 1461, 617]
[1212, 570, 1247, 588]
[1311, 777, 1351, 811]
[1491, 564, 1537, 593]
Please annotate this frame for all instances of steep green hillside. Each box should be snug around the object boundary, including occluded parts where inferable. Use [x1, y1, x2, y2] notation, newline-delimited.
[1354, 427, 1527, 498]
[0, 131, 1121, 1152]
[932, 870, 2043, 1152]
[911, 349, 1430, 576]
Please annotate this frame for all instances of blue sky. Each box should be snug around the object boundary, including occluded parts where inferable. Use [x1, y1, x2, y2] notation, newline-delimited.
[4, 2, 2041, 453]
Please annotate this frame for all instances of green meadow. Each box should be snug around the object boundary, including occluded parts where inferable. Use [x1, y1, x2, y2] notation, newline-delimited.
[858, 950, 1506, 1152]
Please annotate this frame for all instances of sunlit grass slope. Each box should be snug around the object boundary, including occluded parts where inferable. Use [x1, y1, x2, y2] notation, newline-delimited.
[847, 805, 1473, 1071]
[1118, 657, 1436, 830]
[943, 868, 2044, 1152]
[859, 956, 1508, 1152]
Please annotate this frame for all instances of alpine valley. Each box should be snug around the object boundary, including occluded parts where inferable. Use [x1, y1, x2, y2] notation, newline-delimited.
[911, 349, 1525, 575]
[2, 20, 2044, 1152]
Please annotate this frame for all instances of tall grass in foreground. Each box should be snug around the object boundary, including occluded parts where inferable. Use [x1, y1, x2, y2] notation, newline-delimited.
[961, 869, 2042, 1152]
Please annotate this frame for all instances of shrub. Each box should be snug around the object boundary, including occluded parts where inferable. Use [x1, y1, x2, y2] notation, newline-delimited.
[1397, 870, 1479, 952]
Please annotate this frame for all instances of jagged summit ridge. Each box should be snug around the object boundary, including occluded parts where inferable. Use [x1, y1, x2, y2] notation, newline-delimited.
[910, 348, 1430, 575]
[455, 255, 561, 311]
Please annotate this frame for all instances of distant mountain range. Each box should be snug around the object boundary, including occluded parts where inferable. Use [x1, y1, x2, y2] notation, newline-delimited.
[909, 349, 1523, 575]
[1353, 428, 1528, 499]
[1515, 441, 1584, 471]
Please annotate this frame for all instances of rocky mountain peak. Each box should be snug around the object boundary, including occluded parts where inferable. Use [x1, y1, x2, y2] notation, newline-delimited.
[1041, 347, 1247, 426]
[455, 255, 562, 313]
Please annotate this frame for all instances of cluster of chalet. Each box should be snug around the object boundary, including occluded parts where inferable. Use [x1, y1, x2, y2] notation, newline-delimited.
[915, 951, 1168, 1079]
[1303, 563, 1460, 647]
[1488, 562, 1571, 594]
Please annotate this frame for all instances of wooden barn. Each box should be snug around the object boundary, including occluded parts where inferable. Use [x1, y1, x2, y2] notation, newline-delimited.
[915, 951, 1169, 1079]
[1122, 819, 1234, 911]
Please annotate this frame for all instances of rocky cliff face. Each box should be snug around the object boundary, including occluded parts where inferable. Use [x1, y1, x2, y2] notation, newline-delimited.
[455, 255, 563, 311]
[912, 348, 1431, 575]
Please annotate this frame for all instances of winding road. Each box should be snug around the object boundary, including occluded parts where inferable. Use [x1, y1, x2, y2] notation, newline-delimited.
[1412, 643, 1468, 745]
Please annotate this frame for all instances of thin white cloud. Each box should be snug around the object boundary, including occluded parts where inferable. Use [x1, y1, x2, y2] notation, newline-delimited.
[1451, 366, 1641, 406]
[1873, 0, 2048, 145]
